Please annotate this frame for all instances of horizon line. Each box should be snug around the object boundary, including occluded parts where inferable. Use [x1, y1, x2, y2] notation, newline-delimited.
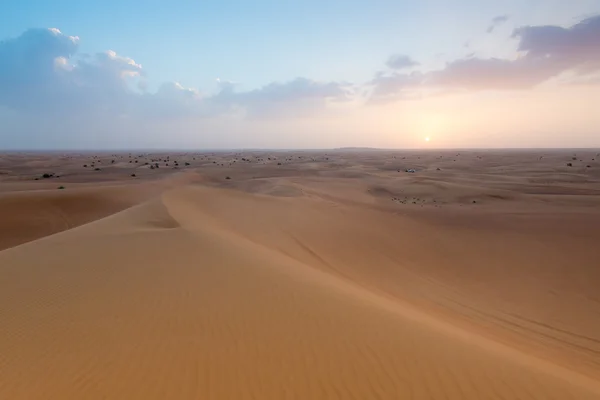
[1, 147, 600, 153]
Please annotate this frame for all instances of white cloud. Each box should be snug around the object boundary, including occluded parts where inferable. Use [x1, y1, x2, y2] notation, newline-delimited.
[0, 28, 349, 122]
[48, 27, 79, 44]
[53, 56, 72, 71]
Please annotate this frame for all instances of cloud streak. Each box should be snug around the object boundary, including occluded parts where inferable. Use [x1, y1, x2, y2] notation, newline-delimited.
[221, 78, 352, 118]
[385, 54, 419, 70]
[487, 15, 510, 33]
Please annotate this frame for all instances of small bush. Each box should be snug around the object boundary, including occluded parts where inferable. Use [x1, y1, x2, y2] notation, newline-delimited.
[225, 176, 231, 180]
[58, 186, 65, 190]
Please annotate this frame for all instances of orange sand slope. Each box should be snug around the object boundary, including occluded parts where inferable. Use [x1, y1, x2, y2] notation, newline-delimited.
[0, 172, 189, 251]
[1, 175, 600, 399]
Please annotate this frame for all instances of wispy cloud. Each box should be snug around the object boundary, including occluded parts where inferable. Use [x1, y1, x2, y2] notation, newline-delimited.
[487, 15, 510, 33]
[211, 77, 352, 118]
[368, 72, 424, 104]
[385, 54, 419, 70]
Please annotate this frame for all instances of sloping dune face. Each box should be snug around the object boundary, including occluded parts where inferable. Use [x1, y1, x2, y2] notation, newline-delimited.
[0, 166, 194, 251]
[0, 187, 145, 251]
[1, 180, 600, 399]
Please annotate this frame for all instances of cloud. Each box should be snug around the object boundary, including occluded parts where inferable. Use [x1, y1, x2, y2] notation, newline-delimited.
[0, 28, 79, 111]
[243, 78, 349, 104]
[371, 15, 600, 101]
[567, 73, 600, 86]
[0, 27, 349, 122]
[0, 28, 147, 115]
[212, 77, 352, 118]
[368, 72, 424, 103]
[438, 15, 600, 90]
[487, 15, 510, 33]
[493, 15, 510, 24]
[429, 56, 560, 90]
[138, 81, 204, 119]
[385, 54, 419, 70]
[156, 81, 199, 99]
[514, 15, 600, 74]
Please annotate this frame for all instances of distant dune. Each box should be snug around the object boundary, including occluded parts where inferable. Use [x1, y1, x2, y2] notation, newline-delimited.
[1, 150, 599, 399]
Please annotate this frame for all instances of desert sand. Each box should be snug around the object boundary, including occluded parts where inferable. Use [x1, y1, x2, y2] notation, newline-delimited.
[1, 149, 600, 399]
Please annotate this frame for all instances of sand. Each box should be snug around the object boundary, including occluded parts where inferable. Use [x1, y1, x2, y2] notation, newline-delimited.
[1, 149, 599, 399]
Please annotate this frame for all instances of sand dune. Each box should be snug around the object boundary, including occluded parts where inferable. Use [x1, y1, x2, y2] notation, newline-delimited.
[1, 150, 600, 399]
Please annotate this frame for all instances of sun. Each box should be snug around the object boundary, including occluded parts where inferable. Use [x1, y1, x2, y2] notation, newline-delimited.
[425, 137, 431, 142]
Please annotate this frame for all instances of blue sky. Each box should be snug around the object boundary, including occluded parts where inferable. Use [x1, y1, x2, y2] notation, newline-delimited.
[3, 0, 413, 91]
[1, 0, 599, 148]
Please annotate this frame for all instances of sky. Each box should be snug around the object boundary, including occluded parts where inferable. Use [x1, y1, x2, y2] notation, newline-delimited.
[1, 0, 599, 149]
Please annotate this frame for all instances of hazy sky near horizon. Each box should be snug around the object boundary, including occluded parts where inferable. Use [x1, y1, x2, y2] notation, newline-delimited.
[1, 0, 599, 149]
